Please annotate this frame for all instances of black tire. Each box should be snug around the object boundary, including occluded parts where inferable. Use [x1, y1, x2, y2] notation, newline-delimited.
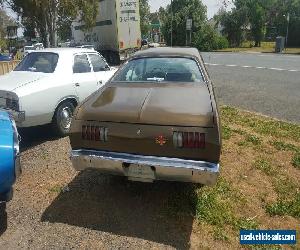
[53, 101, 75, 136]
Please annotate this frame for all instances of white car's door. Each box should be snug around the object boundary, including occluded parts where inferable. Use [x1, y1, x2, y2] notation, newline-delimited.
[88, 53, 116, 87]
[72, 53, 98, 103]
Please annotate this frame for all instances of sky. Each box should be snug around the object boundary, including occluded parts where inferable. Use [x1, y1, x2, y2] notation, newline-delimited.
[149, 0, 232, 19]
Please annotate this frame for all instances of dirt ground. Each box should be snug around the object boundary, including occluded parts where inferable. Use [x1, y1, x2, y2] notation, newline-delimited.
[0, 107, 299, 249]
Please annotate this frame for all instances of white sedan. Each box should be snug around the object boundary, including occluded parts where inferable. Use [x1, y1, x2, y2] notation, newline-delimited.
[0, 48, 117, 135]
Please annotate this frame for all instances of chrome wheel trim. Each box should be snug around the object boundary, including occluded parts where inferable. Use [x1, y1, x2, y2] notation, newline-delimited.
[59, 106, 72, 130]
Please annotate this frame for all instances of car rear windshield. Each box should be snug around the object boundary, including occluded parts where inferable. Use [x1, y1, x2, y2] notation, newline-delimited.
[112, 57, 204, 83]
[14, 52, 59, 73]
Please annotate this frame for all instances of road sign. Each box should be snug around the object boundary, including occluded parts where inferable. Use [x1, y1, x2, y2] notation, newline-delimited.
[186, 19, 192, 31]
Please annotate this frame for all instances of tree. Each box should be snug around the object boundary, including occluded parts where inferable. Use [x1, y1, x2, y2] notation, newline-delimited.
[139, 0, 150, 36]
[7, 0, 99, 47]
[217, 7, 247, 47]
[0, 8, 16, 50]
[162, 0, 207, 46]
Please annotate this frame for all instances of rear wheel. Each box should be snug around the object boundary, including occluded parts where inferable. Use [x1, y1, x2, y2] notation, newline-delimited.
[53, 101, 75, 136]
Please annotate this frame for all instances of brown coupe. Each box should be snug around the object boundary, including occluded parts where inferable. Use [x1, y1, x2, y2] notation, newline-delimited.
[70, 47, 221, 185]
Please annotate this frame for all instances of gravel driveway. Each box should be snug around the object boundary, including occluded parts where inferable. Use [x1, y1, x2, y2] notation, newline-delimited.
[0, 126, 199, 249]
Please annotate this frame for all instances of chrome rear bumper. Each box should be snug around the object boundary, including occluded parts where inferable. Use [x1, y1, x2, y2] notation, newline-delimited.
[70, 150, 219, 185]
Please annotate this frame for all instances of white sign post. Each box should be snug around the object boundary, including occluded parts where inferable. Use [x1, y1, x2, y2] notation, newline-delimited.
[186, 19, 193, 46]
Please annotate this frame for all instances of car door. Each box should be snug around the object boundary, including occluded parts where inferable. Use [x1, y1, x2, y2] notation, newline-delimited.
[88, 53, 115, 87]
[72, 53, 98, 103]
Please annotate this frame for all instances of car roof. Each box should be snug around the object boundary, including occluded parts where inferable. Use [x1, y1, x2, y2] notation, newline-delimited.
[30, 48, 97, 55]
[132, 47, 201, 59]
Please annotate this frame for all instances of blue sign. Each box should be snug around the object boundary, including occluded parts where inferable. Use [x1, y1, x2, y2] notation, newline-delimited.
[240, 230, 297, 245]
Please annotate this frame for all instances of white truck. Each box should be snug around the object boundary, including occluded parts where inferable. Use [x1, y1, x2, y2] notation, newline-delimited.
[71, 0, 142, 65]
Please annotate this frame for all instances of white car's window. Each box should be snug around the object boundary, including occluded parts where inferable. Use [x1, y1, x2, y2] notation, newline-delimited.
[14, 52, 58, 73]
[89, 54, 108, 72]
[73, 54, 91, 74]
[112, 57, 204, 83]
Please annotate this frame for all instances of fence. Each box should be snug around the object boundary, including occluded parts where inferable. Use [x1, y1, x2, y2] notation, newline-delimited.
[0, 61, 20, 75]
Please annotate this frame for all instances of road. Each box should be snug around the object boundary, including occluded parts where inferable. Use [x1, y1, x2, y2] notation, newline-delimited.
[202, 52, 300, 124]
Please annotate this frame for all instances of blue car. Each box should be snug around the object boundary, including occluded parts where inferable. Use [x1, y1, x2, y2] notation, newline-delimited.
[0, 53, 12, 61]
[0, 111, 21, 203]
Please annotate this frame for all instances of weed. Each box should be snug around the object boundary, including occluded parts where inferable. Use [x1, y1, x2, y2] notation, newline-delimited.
[292, 153, 300, 169]
[222, 125, 233, 140]
[213, 227, 230, 242]
[266, 193, 300, 219]
[195, 179, 235, 227]
[49, 185, 62, 193]
[246, 134, 262, 145]
[234, 217, 259, 230]
[270, 140, 299, 152]
[273, 177, 298, 199]
[253, 159, 275, 176]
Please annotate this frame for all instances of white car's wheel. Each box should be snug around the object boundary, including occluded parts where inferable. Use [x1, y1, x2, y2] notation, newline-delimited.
[53, 101, 75, 136]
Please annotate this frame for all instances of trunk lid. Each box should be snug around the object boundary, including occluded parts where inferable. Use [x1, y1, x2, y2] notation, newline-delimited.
[79, 82, 214, 127]
[0, 71, 47, 91]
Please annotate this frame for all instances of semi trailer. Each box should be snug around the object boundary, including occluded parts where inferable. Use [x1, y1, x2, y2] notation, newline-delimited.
[72, 0, 142, 65]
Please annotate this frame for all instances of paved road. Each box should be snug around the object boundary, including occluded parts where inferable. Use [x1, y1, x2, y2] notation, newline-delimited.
[202, 52, 300, 124]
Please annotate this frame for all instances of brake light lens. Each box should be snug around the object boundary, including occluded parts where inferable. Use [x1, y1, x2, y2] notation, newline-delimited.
[119, 41, 124, 49]
[173, 132, 205, 149]
[82, 125, 108, 142]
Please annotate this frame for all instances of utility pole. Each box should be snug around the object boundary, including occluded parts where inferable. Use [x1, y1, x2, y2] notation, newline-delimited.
[170, 0, 173, 47]
[285, 13, 290, 48]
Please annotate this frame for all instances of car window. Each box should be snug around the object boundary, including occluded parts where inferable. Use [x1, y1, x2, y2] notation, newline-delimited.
[14, 52, 58, 73]
[112, 57, 204, 83]
[89, 54, 108, 72]
[73, 54, 91, 73]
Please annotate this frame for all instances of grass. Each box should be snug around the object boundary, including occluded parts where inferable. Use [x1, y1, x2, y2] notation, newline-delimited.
[266, 193, 300, 218]
[253, 158, 275, 176]
[292, 153, 300, 169]
[221, 106, 300, 142]
[270, 140, 299, 152]
[217, 41, 300, 54]
[165, 106, 300, 248]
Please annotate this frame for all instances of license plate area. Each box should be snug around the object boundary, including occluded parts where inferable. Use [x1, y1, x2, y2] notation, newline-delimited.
[125, 164, 155, 182]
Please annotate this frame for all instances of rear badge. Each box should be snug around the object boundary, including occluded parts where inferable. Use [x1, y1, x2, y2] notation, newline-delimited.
[137, 129, 141, 135]
[155, 135, 167, 146]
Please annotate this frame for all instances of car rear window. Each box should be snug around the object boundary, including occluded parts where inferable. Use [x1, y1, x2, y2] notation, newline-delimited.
[112, 57, 204, 83]
[14, 52, 59, 73]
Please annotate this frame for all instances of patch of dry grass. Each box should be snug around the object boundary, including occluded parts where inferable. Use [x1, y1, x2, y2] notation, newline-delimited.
[187, 106, 300, 248]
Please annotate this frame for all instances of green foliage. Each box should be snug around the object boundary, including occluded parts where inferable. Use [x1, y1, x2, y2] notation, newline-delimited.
[218, 7, 247, 47]
[0, 8, 16, 50]
[266, 192, 300, 218]
[161, 0, 207, 46]
[159, 0, 228, 51]
[192, 24, 229, 51]
[139, 0, 151, 36]
[222, 125, 233, 140]
[221, 106, 300, 142]
[270, 140, 299, 152]
[253, 159, 275, 176]
[8, 0, 99, 46]
[292, 153, 300, 169]
[218, 0, 300, 47]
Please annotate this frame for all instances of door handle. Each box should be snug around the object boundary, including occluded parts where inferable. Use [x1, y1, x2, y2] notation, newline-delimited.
[97, 80, 103, 85]
[75, 83, 80, 87]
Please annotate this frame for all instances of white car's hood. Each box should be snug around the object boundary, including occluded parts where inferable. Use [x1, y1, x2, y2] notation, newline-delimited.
[0, 71, 47, 91]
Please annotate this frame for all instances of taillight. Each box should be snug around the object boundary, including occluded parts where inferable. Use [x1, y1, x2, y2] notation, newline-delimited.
[119, 41, 124, 49]
[173, 132, 205, 149]
[82, 125, 108, 142]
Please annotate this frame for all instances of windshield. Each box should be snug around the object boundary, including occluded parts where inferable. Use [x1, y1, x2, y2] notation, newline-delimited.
[112, 57, 204, 83]
[14, 52, 59, 73]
